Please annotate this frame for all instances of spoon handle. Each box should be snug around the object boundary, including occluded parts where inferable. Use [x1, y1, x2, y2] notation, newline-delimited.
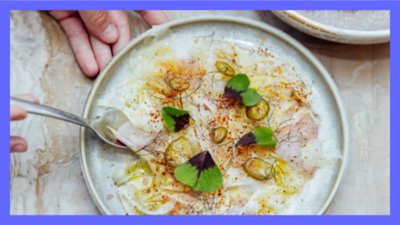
[10, 97, 90, 128]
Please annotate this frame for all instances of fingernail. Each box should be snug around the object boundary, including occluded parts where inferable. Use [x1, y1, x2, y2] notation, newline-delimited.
[103, 24, 117, 41]
[13, 144, 26, 152]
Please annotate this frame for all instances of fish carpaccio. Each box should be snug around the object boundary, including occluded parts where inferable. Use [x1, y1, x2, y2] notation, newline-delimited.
[103, 37, 326, 215]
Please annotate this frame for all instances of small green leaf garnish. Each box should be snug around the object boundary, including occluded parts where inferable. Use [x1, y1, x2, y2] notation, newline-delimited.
[236, 127, 277, 147]
[174, 163, 198, 186]
[174, 150, 223, 192]
[223, 74, 250, 100]
[223, 74, 262, 107]
[161, 107, 190, 132]
[225, 74, 250, 92]
[240, 88, 261, 106]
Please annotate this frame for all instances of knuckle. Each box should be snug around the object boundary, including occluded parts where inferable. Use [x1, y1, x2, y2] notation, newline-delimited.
[90, 11, 108, 27]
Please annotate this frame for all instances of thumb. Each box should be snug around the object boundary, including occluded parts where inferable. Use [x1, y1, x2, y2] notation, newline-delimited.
[79, 10, 119, 43]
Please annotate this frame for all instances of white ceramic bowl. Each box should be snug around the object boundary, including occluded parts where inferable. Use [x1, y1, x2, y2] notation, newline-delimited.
[272, 10, 390, 44]
[80, 16, 349, 215]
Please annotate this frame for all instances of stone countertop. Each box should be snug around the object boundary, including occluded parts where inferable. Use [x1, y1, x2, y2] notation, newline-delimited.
[10, 10, 390, 215]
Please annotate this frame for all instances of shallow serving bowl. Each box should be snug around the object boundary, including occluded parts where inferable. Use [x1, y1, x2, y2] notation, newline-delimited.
[272, 10, 390, 44]
[80, 16, 349, 215]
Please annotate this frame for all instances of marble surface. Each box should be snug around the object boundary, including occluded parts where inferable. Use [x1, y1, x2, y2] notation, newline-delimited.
[10, 10, 390, 215]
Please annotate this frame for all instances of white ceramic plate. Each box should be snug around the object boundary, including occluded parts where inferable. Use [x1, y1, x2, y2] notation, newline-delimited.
[272, 10, 390, 44]
[80, 16, 349, 215]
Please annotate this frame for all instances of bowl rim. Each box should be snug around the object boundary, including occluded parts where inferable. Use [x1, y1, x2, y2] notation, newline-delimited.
[272, 10, 390, 44]
[80, 15, 350, 215]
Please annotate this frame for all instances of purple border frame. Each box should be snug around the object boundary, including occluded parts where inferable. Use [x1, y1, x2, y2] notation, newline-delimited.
[2, 1, 398, 225]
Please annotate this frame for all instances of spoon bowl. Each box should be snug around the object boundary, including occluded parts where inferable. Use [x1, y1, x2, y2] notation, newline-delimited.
[90, 109, 130, 148]
[10, 97, 129, 149]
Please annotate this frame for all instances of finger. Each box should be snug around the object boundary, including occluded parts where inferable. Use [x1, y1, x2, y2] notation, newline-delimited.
[110, 11, 131, 54]
[14, 93, 39, 103]
[10, 136, 28, 152]
[90, 34, 112, 72]
[10, 105, 27, 121]
[59, 16, 99, 77]
[10, 94, 38, 120]
[79, 10, 119, 44]
[135, 10, 169, 26]
[49, 10, 77, 21]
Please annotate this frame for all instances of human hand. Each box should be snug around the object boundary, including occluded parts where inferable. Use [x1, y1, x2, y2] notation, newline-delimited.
[10, 94, 39, 152]
[50, 10, 169, 77]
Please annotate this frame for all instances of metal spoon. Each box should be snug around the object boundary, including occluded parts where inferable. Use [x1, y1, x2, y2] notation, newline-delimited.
[10, 97, 129, 149]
